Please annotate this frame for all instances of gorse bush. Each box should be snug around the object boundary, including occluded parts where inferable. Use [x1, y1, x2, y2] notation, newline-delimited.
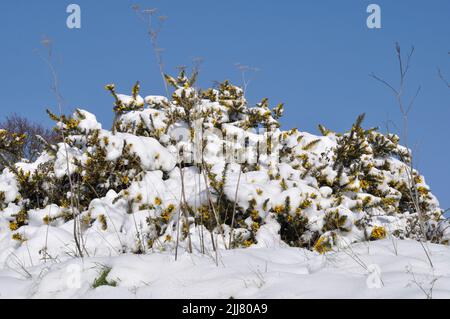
[0, 69, 447, 258]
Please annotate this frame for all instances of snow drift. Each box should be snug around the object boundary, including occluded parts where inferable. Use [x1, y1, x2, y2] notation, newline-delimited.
[0, 71, 448, 290]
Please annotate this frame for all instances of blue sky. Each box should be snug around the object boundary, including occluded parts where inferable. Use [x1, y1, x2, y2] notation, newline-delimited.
[0, 0, 449, 211]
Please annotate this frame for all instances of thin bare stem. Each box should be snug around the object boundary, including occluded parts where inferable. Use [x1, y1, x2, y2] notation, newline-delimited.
[229, 167, 242, 249]
[133, 6, 169, 98]
[438, 68, 450, 88]
[370, 43, 433, 267]
[36, 39, 84, 258]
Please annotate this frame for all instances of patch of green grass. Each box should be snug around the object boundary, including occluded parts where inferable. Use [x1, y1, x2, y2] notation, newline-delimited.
[92, 266, 117, 288]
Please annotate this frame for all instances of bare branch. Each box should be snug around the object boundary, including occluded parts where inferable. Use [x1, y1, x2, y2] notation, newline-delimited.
[406, 85, 421, 115]
[371, 43, 433, 267]
[369, 72, 399, 96]
[235, 63, 260, 95]
[36, 40, 84, 258]
[132, 5, 169, 98]
[438, 68, 450, 88]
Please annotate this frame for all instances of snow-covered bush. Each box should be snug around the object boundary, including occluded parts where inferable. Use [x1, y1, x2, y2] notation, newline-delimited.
[0, 129, 27, 174]
[0, 70, 446, 261]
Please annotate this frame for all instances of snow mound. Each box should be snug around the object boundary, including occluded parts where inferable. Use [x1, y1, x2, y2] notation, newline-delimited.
[0, 70, 448, 297]
[0, 240, 449, 299]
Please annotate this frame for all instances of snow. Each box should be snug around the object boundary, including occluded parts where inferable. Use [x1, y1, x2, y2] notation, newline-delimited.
[0, 169, 19, 204]
[99, 131, 177, 172]
[0, 79, 448, 299]
[119, 108, 168, 132]
[50, 109, 177, 175]
[144, 95, 169, 107]
[76, 109, 102, 132]
[0, 239, 449, 299]
[54, 143, 82, 178]
[117, 94, 145, 108]
[15, 152, 54, 174]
